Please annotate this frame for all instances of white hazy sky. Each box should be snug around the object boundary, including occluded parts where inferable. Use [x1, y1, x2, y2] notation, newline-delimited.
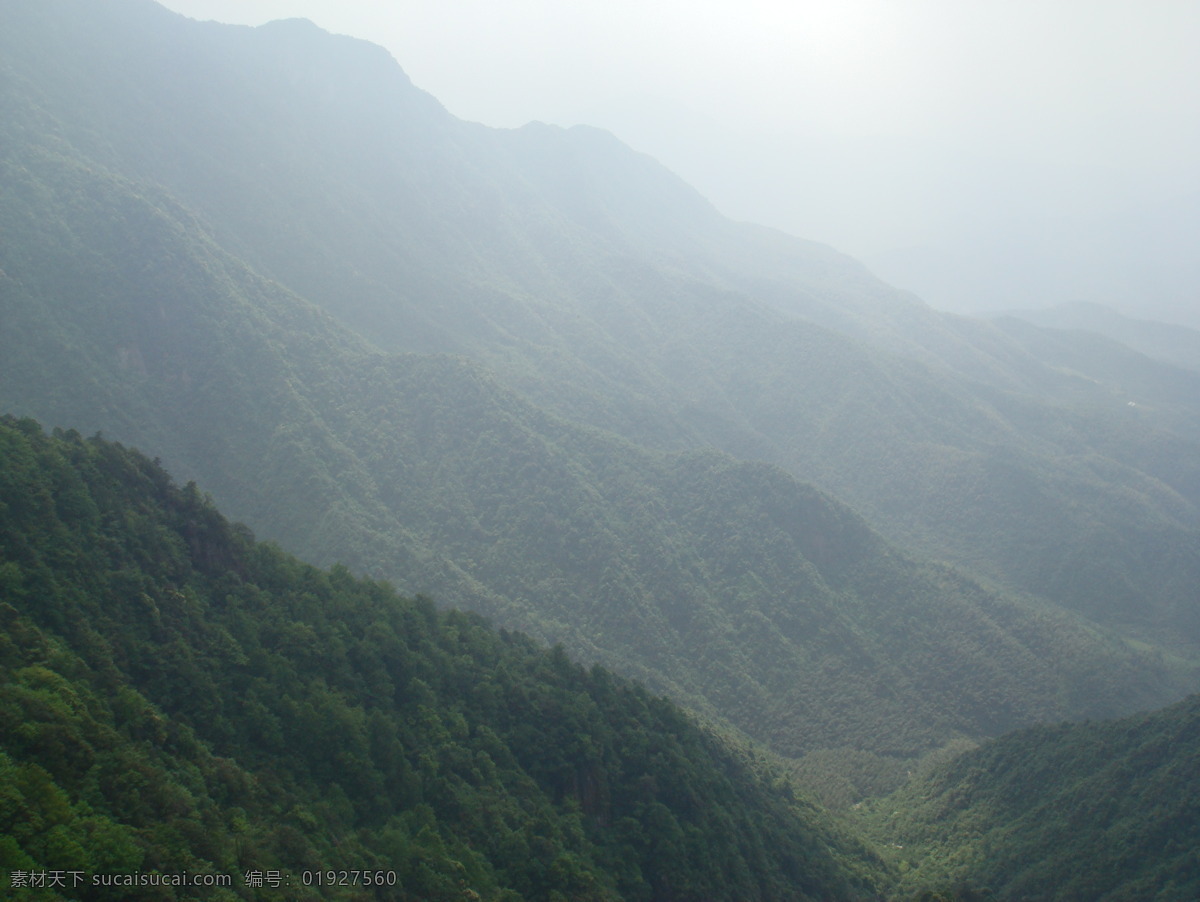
[156, 0, 1200, 320]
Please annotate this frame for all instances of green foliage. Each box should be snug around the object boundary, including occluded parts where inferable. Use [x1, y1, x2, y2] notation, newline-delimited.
[0, 118, 1184, 770]
[0, 418, 873, 899]
[2, 4, 1199, 897]
[860, 695, 1200, 900]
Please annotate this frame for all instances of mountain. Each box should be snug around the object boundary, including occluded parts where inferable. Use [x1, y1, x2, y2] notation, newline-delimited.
[865, 692, 1200, 900]
[3, 74, 1190, 777]
[8, 0, 1200, 660]
[4, 0, 1200, 771]
[998, 301, 1200, 375]
[5, 1, 1200, 897]
[0, 416, 881, 900]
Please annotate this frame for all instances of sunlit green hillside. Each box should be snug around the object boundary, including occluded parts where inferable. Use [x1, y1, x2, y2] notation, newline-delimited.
[865, 693, 1200, 900]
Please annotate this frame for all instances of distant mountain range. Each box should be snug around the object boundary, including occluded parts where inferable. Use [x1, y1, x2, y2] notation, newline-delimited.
[997, 301, 1200, 374]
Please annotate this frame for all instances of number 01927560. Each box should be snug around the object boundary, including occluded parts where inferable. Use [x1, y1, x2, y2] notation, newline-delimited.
[301, 870, 398, 887]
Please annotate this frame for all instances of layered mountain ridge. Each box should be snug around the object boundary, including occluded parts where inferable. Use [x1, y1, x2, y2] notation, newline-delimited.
[1, 85, 1184, 770]
[17, 0, 1196, 650]
[2, 0, 1198, 779]
[4, 1, 1200, 898]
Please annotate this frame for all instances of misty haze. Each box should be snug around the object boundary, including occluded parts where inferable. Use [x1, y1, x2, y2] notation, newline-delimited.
[158, 0, 1200, 328]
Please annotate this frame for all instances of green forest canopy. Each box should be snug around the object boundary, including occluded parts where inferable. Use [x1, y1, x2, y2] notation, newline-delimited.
[0, 416, 880, 900]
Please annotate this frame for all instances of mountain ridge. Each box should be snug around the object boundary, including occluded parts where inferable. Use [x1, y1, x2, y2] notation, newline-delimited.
[3, 0, 1199, 767]
[4, 2, 1200, 897]
[1, 87, 1185, 769]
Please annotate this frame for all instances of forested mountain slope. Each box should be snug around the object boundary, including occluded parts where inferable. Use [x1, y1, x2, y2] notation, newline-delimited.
[0, 417, 881, 900]
[3, 0, 1197, 654]
[4, 125, 1177, 767]
[3, 0, 1198, 769]
[866, 692, 1200, 900]
[5, 3, 1200, 897]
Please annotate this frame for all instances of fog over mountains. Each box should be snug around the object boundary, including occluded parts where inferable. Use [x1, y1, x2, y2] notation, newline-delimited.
[2, 1, 1200, 898]
[155, 0, 1200, 330]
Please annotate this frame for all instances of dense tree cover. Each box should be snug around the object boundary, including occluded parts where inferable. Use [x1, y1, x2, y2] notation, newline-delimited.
[0, 416, 882, 900]
[4, 134, 1184, 771]
[860, 694, 1200, 900]
[0, 22, 1191, 775]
